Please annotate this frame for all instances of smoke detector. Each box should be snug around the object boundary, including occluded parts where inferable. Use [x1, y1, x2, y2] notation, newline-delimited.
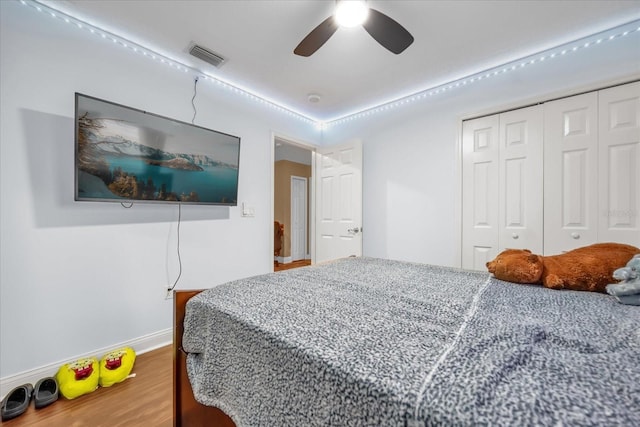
[307, 93, 321, 103]
[189, 44, 225, 68]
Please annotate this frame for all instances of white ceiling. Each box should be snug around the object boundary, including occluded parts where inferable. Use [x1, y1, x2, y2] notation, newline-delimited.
[47, 0, 640, 121]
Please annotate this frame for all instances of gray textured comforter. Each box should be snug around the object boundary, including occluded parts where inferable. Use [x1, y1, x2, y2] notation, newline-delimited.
[183, 257, 640, 426]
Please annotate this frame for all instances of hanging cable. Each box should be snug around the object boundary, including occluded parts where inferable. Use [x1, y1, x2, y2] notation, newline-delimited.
[191, 76, 198, 124]
[167, 203, 183, 294]
[166, 77, 198, 297]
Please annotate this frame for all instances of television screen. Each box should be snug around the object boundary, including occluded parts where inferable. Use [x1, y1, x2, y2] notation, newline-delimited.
[75, 93, 240, 206]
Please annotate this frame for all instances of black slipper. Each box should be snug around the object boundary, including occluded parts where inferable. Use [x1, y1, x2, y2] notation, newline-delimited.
[1, 383, 33, 421]
[34, 377, 59, 409]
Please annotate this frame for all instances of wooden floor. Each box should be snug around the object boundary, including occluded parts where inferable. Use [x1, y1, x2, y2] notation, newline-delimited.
[3, 345, 172, 427]
[274, 259, 311, 272]
[4, 263, 309, 426]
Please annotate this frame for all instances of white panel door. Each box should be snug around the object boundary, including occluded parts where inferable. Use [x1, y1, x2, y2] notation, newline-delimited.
[291, 176, 307, 261]
[544, 92, 598, 254]
[462, 115, 500, 270]
[498, 105, 543, 254]
[598, 81, 640, 246]
[315, 140, 363, 263]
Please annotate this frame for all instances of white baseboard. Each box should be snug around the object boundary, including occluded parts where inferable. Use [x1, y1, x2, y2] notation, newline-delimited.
[0, 328, 172, 400]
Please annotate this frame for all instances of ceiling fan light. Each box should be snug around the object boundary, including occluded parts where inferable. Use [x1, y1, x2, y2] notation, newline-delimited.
[334, 0, 369, 28]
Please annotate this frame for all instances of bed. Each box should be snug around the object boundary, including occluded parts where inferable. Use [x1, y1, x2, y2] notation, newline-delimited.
[173, 257, 640, 426]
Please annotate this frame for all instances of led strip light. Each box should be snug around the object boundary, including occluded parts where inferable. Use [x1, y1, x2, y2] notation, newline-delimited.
[325, 19, 640, 128]
[21, 0, 317, 126]
[20, 0, 640, 131]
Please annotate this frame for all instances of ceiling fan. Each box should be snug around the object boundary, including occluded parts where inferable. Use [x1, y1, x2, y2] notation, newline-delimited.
[294, 0, 414, 57]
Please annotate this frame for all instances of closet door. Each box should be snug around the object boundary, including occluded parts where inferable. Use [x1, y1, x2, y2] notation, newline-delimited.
[598, 81, 640, 245]
[544, 92, 598, 254]
[462, 115, 499, 270]
[498, 105, 543, 254]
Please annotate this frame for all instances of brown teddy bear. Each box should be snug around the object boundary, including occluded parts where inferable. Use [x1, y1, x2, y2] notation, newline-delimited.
[486, 243, 640, 292]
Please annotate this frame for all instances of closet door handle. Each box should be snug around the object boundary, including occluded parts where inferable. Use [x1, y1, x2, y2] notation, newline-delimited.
[571, 232, 580, 239]
[512, 233, 519, 239]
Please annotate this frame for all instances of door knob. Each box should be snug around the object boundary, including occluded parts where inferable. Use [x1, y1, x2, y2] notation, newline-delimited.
[571, 232, 580, 239]
[347, 227, 362, 234]
[512, 233, 519, 239]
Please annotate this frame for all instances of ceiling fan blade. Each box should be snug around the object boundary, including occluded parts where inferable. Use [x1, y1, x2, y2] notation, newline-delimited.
[362, 8, 414, 54]
[294, 16, 339, 57]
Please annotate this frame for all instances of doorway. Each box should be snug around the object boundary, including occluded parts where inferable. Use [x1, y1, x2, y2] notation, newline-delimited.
[290, 176, 307, 261]
[273, 137, 313, 270]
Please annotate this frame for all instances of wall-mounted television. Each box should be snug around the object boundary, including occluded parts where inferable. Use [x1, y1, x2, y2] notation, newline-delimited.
[75, 93, 240, 206]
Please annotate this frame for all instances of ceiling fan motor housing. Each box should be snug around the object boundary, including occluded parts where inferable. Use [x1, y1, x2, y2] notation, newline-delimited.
[294, 4, 414, 57]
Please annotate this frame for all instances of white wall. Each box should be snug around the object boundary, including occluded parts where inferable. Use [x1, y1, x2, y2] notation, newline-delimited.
[323, 32, 640, 267]
[0, 1, 319, 384]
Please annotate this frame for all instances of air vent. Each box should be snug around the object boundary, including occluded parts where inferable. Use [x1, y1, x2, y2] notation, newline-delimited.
[189, 44, 225, 68]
